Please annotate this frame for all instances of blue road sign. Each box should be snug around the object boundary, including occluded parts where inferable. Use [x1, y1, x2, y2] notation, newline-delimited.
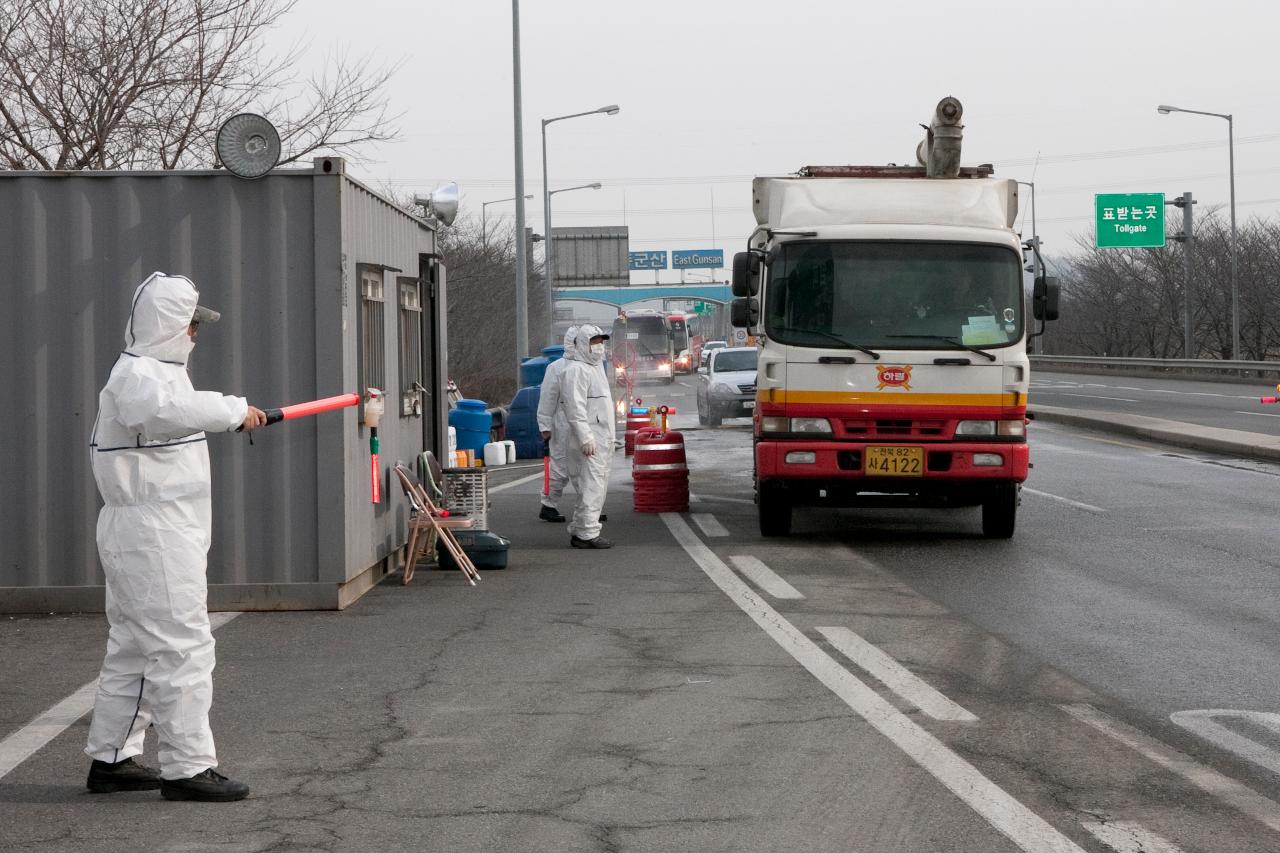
[628, 251, 668, 270]
[672, 249, 724, 269]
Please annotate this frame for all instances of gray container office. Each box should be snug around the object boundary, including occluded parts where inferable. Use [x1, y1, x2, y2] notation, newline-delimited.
[0, 158, 450, 611]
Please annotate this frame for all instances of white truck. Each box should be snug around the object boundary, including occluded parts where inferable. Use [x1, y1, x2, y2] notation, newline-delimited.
[730, 97, 1058, 539]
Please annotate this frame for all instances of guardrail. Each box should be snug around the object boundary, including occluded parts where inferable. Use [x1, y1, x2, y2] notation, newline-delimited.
[1029, 354, 1280, 381]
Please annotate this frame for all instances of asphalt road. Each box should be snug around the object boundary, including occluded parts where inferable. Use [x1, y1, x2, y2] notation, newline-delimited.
[1032, 370, 1280, 434]
[4, 372, 1280, 852]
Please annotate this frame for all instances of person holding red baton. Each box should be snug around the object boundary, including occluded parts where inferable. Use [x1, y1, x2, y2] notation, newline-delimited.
[85, 273, 266, 802]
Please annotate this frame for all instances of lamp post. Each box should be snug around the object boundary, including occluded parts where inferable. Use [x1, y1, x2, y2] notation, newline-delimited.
[511, 0, 529, 386]
[545, 182, 603, 342]
[1158, 104, 1238, 359]
[481, 194, 533, 251]
[542, 104, 620, 344]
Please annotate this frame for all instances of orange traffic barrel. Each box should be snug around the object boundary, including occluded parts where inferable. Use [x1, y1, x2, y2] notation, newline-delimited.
[624, 404, 652, 457]
[632, 428, 689, 513]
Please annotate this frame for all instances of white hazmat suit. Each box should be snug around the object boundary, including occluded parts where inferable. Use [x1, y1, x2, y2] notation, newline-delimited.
[85, 273, 249, 780]
[561, 324, 615, 542]
[536, 326, 578, 514]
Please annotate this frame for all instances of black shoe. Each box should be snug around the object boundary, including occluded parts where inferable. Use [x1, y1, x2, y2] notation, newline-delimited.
[160, 768, 249, 802]
[599, 514, 608, 522]
[86, 757, 161, 793]
[538, 505, 566, 523]
[570, 535, 613, 549]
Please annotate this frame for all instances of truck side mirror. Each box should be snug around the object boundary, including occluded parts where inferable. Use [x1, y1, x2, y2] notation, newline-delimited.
[731, 252, 760, 297]
[730, 297, 759, 329]
[1032, 275, 1059, 322]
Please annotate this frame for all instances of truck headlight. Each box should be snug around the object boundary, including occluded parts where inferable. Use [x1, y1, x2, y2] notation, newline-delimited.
[957, 419, 1025, 437]
[789, 417, 832, 434]
[761, 416, 789, 433]
[657, 361, 671, 375]
[711, 382, 737, 396]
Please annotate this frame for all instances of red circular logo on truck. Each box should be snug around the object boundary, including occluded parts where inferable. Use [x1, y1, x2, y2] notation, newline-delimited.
[876, 365, 913, 390]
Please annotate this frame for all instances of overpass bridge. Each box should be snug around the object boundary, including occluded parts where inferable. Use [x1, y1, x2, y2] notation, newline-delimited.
[553, 283, 732, 308]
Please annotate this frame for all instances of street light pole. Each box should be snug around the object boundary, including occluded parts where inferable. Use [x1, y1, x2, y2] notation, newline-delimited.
[1158, 104, 1239, 358]
[481, 194, 533, 251]
[541, 104, 620, 345]
[511, 0, 529, 386]
[545, 182, 603, 344]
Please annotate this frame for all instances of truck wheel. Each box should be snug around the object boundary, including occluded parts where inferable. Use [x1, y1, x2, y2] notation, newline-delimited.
[981, 483, 1018, 539]
[759, 483, 792, 537]
[707, 406, 722, 428]
[697, 399, 708, 425]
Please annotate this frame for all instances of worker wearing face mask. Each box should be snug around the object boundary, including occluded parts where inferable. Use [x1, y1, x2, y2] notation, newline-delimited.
[85, 272, 266, 802]
[536, 325, 578, 523]
[559, 324, 615, 548]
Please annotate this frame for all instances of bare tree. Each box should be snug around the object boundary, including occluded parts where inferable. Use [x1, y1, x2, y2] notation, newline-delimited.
[0, 0, 400, 170]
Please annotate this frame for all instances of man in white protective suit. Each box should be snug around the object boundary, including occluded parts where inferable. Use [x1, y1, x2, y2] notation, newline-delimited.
[561, 324, 616, 549]
[535, 325, 578, 523]
[84, 272, 267, 802]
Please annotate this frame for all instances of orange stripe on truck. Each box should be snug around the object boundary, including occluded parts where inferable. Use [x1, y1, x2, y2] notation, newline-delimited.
[759, 390, 1018, 407]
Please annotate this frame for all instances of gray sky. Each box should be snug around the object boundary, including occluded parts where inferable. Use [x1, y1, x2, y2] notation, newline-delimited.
[280, 0, 1280, 281]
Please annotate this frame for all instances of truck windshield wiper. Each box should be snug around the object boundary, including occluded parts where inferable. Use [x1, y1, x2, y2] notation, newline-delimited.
[772, 325, 880, 360]
[886, 334, 997, 362]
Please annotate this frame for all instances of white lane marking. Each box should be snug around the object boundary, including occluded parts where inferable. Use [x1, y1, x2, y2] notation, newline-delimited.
[691, 513, 730, 537]
[689, 494, 755, 505]
[729, 555, 805, 600]
[1171, 709, 1280, 777]
[661, 513, 1086, 853]
[1236, 410, 1280, 419]
[1081, 820, 1185, 853]
[1021, 488, 1106, 514]
[1063, 393, 1139, 403]
[818, 627, 978, 722]
[1060, 703, 1280, 835]
[488, 471, 545, 494]
[688, 492, 703, 503]
[0, 612, 241, 780]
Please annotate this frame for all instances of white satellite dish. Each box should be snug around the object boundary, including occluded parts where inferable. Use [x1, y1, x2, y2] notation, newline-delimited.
[216, 113, 281, 179]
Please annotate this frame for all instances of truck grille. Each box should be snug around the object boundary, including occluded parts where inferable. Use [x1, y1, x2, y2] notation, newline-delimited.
[738, 383, 756, 394]
[841, 419, 946, 438]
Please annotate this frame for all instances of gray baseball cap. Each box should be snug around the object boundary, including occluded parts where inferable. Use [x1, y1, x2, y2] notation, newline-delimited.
[191, 305, 221, 324]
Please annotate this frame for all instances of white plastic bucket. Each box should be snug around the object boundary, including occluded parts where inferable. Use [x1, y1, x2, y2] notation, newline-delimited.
[483, 441, 507, 467]
[501, 440, 516, 464]
[448, 426, 458, 452]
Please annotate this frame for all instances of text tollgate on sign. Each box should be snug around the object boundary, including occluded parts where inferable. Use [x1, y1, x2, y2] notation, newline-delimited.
[1095, 193, 1166, 248]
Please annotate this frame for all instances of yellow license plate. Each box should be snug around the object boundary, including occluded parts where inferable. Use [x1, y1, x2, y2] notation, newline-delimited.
[863, 446, 924, 477]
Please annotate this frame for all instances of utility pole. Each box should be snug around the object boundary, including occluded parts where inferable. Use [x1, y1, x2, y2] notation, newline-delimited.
[1170, 191, 1197, 358]
[511, 0, 529, 388]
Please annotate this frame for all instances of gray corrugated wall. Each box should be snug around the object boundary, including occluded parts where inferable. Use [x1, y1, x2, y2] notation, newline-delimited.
[0, 167, 435, 600]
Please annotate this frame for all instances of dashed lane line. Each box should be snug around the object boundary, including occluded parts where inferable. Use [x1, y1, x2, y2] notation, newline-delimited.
[1021, 488, 1106, 514]
[1170, 710, 1280, 777]
[0, 612, 242, 781]
[1081, 820, 1186, 853]
[728, 555, 804, 600]
[1060, 703, 1280, 836]
[661, 512, 1087, 853]
[818, 627, 978, 723]
[691, 512, 730, 537]
[488, 471, 546, 494]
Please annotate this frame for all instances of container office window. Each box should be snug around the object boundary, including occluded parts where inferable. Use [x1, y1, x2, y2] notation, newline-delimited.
[359, 266, 386, 396]
[398, 277, 423, 416]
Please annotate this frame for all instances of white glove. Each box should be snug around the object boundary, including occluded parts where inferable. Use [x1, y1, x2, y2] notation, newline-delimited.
[581, 437, 597, 456]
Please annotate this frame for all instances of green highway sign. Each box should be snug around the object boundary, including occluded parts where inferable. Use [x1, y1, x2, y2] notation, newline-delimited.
[1095, 193, 1165, 248]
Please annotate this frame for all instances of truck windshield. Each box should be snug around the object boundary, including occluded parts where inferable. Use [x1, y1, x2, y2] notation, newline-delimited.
[764, 241, 1023, 350]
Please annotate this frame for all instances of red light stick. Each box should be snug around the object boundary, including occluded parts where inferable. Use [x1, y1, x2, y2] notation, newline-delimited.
[265, 392, 360, 425]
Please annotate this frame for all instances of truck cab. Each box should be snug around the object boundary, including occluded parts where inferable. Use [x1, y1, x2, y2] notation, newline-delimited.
[731, 98, 1058, 539]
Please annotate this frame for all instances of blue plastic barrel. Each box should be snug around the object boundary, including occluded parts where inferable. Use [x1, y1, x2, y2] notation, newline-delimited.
[520, 355, 552, 389]
[448, 399, 493, 456]
[542, 344, 565, 362]
[504, 387, 544, 459]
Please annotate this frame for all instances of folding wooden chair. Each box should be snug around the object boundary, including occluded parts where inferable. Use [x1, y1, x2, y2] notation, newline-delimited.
[393, 463, 479, 586]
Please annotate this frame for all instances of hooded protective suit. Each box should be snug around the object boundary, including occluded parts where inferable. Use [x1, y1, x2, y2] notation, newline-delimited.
[536, 326, 578, 511]
[85, 273, 249, 780]
[560, 324, 615, 541]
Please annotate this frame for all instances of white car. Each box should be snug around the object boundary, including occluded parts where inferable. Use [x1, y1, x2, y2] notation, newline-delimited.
[699, 340, 728, 368]
[696, 347, 758, 427]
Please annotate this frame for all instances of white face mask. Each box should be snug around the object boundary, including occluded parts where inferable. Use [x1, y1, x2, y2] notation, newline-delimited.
[590, 342, 605, 356]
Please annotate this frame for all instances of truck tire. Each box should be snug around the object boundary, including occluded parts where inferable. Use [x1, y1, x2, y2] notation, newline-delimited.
[981, 483, 1018, 539]
[758, 482, 792, 537]
[697, 395, 708, 425]
[707, 405, 722, 428]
